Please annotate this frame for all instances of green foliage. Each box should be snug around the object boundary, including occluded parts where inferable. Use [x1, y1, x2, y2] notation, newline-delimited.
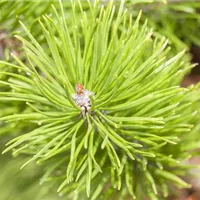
[0, 0, 79, 33]
[0, 0, 200, 200]
[127, 0, 200, 50]
[0, 0, 77, 60]
[0, 149, 59, 200]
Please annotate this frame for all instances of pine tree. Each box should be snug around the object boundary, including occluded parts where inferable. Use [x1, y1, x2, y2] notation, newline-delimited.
[0, 1, 200, 200]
